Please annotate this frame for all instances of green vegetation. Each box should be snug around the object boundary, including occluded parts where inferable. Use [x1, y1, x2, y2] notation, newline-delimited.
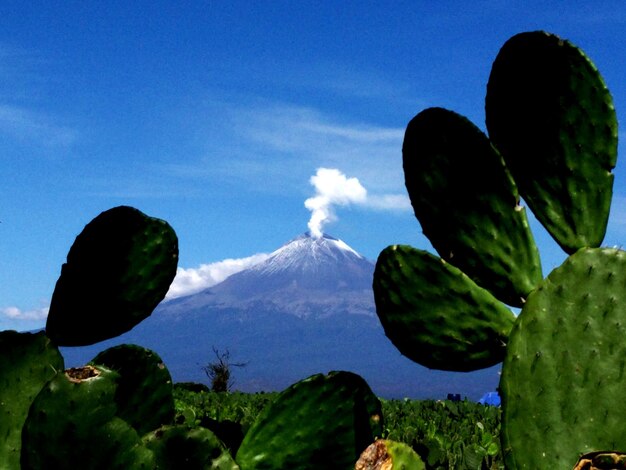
[381, 399, 501, 469]
[174, 387, 503, 469]
[173, 386, 277, 431]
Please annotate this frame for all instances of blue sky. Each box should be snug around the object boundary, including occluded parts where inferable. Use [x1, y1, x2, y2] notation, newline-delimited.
[2, 1, 626, 331]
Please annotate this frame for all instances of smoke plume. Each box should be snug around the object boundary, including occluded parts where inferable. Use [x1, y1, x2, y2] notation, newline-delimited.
[304, 168, 367, 238]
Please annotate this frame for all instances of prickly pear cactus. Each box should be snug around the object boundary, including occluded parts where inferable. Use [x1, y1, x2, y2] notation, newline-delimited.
[90, 344, 175, 435]
[375, 28, 617, 370]
[235, 371, 383, 470]
[486, 31, 617, 253]
[0, 207, 188, 467]
[501, 248, 626, 469]
[373, 29, 621, 470]
[374, 245, 515, 371]
[0, 330, 64, 469]
[46, 205, 178, 346]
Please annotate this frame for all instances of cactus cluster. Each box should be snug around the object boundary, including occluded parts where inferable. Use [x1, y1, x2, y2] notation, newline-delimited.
[1, 206, 180, 469]
[1, 205, 401, 469]
[373, 31, 621, 469]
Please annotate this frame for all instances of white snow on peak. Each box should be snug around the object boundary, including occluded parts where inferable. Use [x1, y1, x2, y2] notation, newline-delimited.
[267, 233, 362, 259]
[247, 232, 365, 278]
[330, 237, 362, 258]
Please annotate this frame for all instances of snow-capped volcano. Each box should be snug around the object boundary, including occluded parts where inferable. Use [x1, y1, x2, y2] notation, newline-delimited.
[252, 232, 364, 275]
[163, 232, 375, 318]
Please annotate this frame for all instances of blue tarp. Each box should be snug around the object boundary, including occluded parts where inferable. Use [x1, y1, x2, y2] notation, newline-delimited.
[479, 391, 501, 406]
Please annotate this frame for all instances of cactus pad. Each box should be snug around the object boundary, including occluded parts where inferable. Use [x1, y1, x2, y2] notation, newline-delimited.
[403, 107, 542, 307]
[90, 344, 175, 435]
[373, 245, 515, 371]
[235, 371, 383, 470]
[21, 364, 155, 469]
[486, 31, 617, 253]
[0, 331, 64, 469]
[501, 248, 626, 469]
[46, 205, 178, 346]
[143, 425, 240, 469]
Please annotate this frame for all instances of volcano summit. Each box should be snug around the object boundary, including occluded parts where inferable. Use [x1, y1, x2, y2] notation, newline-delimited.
[163, 232, 375, 319]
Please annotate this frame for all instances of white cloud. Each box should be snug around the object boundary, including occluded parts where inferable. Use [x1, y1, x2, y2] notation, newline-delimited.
[1, 305, 49, 322]
[0, 104, 77, 148]
[157, 100, 409, 203]
[238, 103, 403, 160]
[166, 253, 270, 300]
[221, 101, 406, 193]
[0, 253, 270, 328]
[365, 194, 412, 211]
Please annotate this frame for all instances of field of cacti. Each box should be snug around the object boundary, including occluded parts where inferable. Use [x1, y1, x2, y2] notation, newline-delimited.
[1, 29, 623, 469]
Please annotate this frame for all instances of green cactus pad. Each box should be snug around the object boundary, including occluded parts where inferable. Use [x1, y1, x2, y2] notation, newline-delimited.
[21, 364, 155, 469]
[486, 31, 617, 254]
[402, 107, 542, 307]
[0, 331, 64, 469]
[355, 439, 425, 470]
[501, 248, 626, 469]
[143, 425, 240, 469]
[90, 344, 175, 435]
[373, 245, 515, 371]
[46, 205, 179, 346]
[235, 371, 383, 470]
